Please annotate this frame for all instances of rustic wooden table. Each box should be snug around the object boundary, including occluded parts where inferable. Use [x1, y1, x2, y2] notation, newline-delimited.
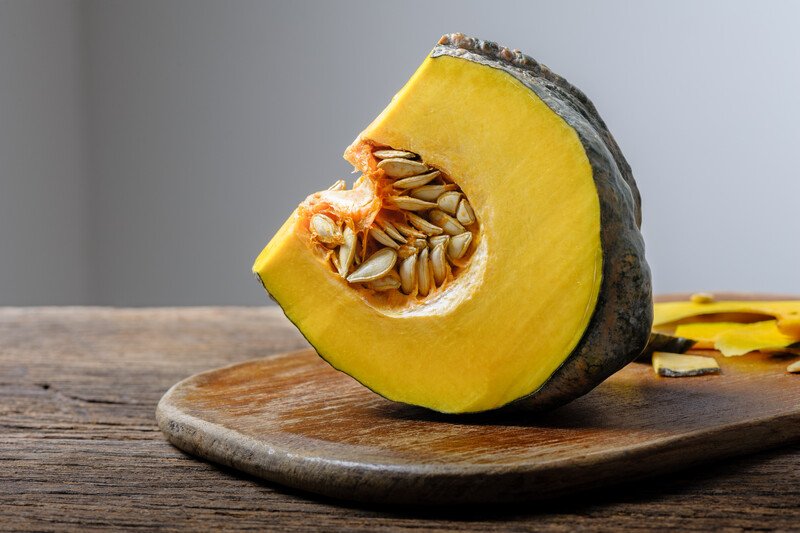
[2, 307, 799, 531]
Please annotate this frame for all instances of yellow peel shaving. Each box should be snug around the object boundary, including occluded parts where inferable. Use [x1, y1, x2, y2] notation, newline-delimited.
[714, 320, 798, 357]
[652, 352, 720, 377]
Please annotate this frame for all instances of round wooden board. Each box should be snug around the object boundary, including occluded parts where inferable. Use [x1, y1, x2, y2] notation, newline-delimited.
[157, 295, 800, 505]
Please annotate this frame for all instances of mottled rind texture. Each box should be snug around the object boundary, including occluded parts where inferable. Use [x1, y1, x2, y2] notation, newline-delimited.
[434, 34, 653, 412]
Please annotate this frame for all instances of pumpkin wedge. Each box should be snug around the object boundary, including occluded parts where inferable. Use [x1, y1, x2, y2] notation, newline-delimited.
[253, 34, 652, 413]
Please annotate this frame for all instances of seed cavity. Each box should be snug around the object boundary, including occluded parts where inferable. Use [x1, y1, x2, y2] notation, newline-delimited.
[310, 147, 479, 301]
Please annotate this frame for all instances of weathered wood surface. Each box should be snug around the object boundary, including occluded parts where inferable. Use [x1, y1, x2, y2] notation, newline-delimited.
[2, 307, 800, 530]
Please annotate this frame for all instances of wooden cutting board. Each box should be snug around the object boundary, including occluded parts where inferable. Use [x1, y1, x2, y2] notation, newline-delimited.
[156, 296, 800, 505]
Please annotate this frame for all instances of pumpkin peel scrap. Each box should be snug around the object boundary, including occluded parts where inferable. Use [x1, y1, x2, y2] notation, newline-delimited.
[652, 352, 721, 378]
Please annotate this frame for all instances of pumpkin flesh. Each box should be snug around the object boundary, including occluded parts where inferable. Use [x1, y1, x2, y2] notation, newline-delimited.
[255, 54, 602, 413]
[654, 300, 800, 337]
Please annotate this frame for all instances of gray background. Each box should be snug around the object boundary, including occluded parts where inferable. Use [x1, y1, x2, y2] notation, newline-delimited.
[1, 0, 798, 306]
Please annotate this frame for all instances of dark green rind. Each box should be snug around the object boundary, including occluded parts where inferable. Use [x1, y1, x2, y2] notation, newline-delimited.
[433, 34, 653, 412]
[657, 366, 720, 378]
[640, 332, 696, 360]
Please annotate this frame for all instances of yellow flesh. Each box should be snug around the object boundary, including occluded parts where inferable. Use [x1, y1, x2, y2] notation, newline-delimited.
[253, 54, 602, 412]
[675, 320, 800, 355]
[713, 321, 798, 357]
[652, 352, 720, 377]
[673, 321, 745, 348]
[654, 301, 800, 337]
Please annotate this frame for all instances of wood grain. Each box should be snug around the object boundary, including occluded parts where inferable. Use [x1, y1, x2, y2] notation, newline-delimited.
[2, 306, 800, 530]
[157, 347, 800, 505]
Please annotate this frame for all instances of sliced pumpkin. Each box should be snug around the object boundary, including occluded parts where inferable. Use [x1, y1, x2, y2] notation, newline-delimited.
[652, 352, 720, 377]
[253, 34, 651, 413]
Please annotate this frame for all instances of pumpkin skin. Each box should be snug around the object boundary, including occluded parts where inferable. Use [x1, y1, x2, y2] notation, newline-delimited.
[253, 34, 652, 413]
[642, 333, 695, 358]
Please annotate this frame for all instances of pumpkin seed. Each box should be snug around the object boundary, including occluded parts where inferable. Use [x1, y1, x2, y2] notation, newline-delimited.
[399, 253, 417, 294]
[378, 158, 429, 178]
[373, 149, 417, 160]
[409, 184, 458, 202]
[338, 226, 356, 277]
[377, 219, 407, 243]
[393, 170, 441, 190]
[353, 238, 362, 266]
[431, 243, 447, 286]
[417, 248, 431, 296]
[788, 360, 800, 373]
[347, 248, 397, 283]
[407, 213, 444, 235]
[327, 179, 346, 191]
[369, 227, 400, 249]
[456, 199, 476, 226]
[388, 196, 437, 211]
[394, 221, 426, 238]
[436, 191, 462, 215]
[311, 214, 342, 245]
[429, 209, 466, 236]
[428, 235, 450, 248]
[369, 274, 401, 291]
[447, 231, 472, 260]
